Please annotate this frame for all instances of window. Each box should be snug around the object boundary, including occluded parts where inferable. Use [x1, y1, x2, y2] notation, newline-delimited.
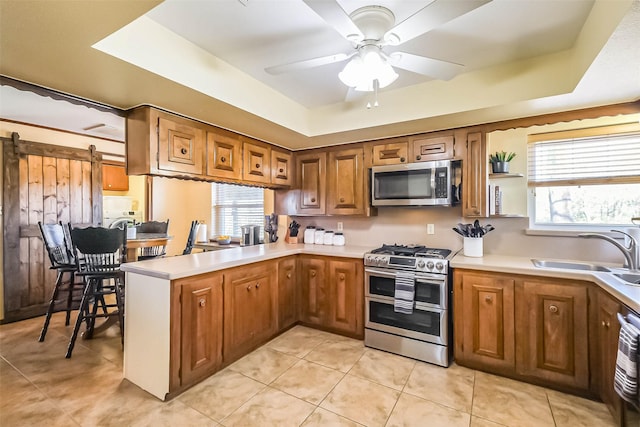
[528, 124, 640, 228]
[211, 183, 264, 238]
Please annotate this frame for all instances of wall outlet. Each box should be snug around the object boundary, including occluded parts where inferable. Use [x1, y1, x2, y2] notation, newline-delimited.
[337, 222, 344, 231]
[427, 224, 435, 234]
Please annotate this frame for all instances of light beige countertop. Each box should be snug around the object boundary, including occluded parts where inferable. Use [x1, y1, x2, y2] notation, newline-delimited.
[120, 242, 373, 281]
[451, 253, 640, 312]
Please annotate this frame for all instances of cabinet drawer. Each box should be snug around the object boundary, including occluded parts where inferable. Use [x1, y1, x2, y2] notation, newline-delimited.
[371, 141, 408, 166]
[411, 135, 454, 162]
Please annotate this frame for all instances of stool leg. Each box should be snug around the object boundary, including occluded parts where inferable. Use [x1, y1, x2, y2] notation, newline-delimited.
[39, 270, 63, 342]
[66, 278, 93, 358]
[64, 271, 77, 326]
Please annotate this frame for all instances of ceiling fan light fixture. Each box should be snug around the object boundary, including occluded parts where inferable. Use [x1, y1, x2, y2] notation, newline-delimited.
[338, 48, 398, 92]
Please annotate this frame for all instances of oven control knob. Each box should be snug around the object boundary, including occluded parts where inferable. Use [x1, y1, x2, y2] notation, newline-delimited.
[417, 260, 425, 268]
[366, 256, 375, 265]
[436, 262, 444, 270]
[377, 257, 387, 267]
[427, 261, 435, 270]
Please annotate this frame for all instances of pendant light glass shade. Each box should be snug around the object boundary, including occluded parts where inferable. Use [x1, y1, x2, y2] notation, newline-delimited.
[338, 48, 398, 92]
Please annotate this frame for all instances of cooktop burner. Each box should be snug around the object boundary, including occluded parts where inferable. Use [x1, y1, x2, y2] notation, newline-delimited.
[370, 244, 451, 259]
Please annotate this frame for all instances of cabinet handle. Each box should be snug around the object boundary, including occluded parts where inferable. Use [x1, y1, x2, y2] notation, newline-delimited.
[286, 273, 291, 279]
[199, 298, 206, 307]
[339, 197, 345, 203]
[311, 198, 316, 203]
[602, 320, 610, 328]
[255, 163, 260, 169]
[400, 157, 405, 163]
[246, 285, 252, 291]
[549, 305, 559, 313]
[484, 295, 493, 303]
[416, 155, 421, 161]
[256, 283, 260, 289]
[311, 271, 316, 278]
[181, 148, 188, 155]
[339, 273, 345, 281]
[220, 156, 226, 163]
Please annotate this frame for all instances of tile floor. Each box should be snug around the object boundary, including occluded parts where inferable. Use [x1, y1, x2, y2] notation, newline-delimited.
[0, 312, 617, 427]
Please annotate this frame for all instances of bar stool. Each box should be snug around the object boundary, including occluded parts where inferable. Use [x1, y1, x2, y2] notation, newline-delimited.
[37, 222, 85, 342]
[66, 226, 127, 358]
[136, 220, 170, 260]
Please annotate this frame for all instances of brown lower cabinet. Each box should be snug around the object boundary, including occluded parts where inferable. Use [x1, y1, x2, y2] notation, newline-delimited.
[278, 257, 297, 330]
[454, 269, 589, 393]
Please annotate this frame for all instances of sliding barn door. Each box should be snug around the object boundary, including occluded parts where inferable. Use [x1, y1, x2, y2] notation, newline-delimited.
[2, 133, 103, 322]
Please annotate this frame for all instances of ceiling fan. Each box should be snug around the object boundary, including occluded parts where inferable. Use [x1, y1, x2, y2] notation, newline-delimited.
[265, 0, 491, 92]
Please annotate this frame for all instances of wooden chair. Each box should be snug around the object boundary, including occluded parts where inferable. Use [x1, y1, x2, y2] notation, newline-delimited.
[182, 220, 199, 255]
[136, 220, 170, 260]
[37, 222, 85, 342]
[66, 226, 127, 358]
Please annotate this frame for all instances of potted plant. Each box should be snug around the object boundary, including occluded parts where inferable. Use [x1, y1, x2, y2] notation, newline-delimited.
[489, 150, 516, 173]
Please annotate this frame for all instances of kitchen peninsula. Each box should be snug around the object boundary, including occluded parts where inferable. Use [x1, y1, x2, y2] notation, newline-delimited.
[120, 242, 371, 400]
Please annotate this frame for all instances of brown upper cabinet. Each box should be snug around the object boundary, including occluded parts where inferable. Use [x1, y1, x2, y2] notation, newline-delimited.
[411, 133, 454, 162]
[296, 151, 327, 215]
[243, 139, 271, 185]
[206, 129, 242, 181]
[327, 147, 365, 215]
[102, 164, 129, 191]
[271, 149, 293, 187]
[462, 131, 488, 218]
[369, 138, 409, 166]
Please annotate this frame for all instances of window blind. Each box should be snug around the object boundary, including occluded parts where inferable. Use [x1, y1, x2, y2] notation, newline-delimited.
[211, 183, 264, 238]
[527, 132, 640, 187]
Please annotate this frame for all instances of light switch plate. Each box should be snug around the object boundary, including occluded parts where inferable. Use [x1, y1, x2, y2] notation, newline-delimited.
[427, 224, 435, 234]
[337, 222, 343, 231]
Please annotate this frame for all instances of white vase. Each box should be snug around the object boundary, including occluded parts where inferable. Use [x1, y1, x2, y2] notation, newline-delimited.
[463, 237, 483, 257]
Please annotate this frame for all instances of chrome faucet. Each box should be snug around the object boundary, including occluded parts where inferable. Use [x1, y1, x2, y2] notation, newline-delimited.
[579, 230, 639, 272]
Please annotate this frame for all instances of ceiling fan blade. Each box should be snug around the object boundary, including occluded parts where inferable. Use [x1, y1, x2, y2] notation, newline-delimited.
[385, 0, 491, 45]
[303, 0, 363, 42]
[389, 52, 464, 81]
[265, 52, 352, 75]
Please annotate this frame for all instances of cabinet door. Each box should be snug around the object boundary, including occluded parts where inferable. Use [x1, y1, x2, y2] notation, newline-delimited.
[297, 152, 326, 215]
[224, 262, 277, 361]
[180, 273, 223, 386]
[243, 140, 271, 184]
[327, 148, 365, 215]
[158, 117, 204, 175]
[206, 130, 242, 180]
[462, 132, 487, 217]
[278, 257, 297, 329]
[299, 257, 326, 325]
[371, 141, 408, 166]
[327, 259, 363, 337]
[411, 135, 454, 162]
[596, 290, 623, 422]
[458, 272, 515, 371]
[518, 280, 589, 390]
[271, 149, 293, 187]
[102, 164, 129, 191]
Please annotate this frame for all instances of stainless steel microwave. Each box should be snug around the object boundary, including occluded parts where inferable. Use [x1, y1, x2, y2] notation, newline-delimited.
[371, 160, 458, 207]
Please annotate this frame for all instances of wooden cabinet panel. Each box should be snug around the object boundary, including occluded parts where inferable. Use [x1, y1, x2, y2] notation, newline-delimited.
[371, 140, 408, 166]
[271, 149, 293, 187]
[411, 134, 454, 162]
[457, 271, 515, 371]
[462, 132, 488, 217]
[327, 148, 365, 215]
[206, 130, 242, 180]
[178, 273, 223, 386]
[299, 256, 327, 325]
[278, 257, 297, 329]
[517, 280, 589, 390]
[243, 140, 271, 184]
[158, 117, 204, 175]
[102, 164, 128, 191]
[297, 152, 326, 215]
[327, 259, 363, 336]
[223, 261, 277, 361]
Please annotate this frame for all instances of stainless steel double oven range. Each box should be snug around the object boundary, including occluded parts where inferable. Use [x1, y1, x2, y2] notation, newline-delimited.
[364, 244, 453, 367]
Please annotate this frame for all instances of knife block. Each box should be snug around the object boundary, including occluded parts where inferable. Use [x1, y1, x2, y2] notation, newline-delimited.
[285, 231, 298, 244]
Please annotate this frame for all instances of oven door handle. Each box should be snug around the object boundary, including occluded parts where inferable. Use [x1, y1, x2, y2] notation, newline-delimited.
[365, 267, 397, 279]
[415, 278, 446, 286]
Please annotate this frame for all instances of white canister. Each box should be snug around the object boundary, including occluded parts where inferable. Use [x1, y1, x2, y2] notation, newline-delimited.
[323, 231, 334, 245]
[463, 237, 483, 257]
[314, 228, 325, 245]
[304, 226, 316, 244]
[333, 232, 345, 246]
[196, 223, 207, 242]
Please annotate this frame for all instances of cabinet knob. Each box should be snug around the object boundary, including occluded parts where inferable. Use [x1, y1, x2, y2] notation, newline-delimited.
[485, 295, 493, 303]
[199, 298, 206, 307]
[602, 320, 610, 328]
[181, 148, 188, 155]
[311, 198, 316, 203]
[400, 157, 405, 163]
[255, 163, 260, 169]
[255, 283, 260, 289]
[311, 271, 316, 278]
[416, 155, 421, 160]
[339, 273, 345, 281]
[549, 305, 559, 313]
[286, 273, 291, 279]
[339, 197, 345, 203]
[220, 156, 226, 163]
[279, 168, 284, 173]
[246, 285, 252, 291]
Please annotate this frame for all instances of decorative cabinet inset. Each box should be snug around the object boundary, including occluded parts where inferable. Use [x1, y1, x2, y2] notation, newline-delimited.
[243, 139, 271, 185]
[102, 164, 129, 191]
[371, 140, 408, 166]
[206, 130, 242, 180]
[327, 147, 365, 215]
[297, 151, 327, 215]
[411, 134, 454, 162]
[271, 149, 293, 187]
[223, 261, 277, 361]
[158, 116, 205, 175]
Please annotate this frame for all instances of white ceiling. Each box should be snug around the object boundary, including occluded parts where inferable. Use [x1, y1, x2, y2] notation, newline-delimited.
[0, 0, 639, 148]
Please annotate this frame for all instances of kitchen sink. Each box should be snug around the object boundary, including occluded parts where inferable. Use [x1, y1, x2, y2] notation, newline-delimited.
[613, 272, 640, 285]
[531, 259, 611, 272]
